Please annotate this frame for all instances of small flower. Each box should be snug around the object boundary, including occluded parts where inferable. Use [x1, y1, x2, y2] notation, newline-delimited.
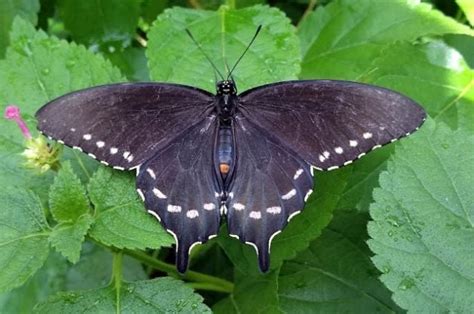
[4, 105, 32, 139]
[4, 104, 61, 172]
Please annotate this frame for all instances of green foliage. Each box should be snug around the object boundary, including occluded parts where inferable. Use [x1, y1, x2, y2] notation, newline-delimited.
[147, 5, 300, 92]
[0, 0, 39, 57]
[368, 120, 474, 312]
[0, 0, 472, 312]
[87, 167, 173, 250]
[34, 277, 211, 313]
[0, 188, 50, 292]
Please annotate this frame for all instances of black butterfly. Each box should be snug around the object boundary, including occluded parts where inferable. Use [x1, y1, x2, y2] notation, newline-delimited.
[35, 28, 426, 273]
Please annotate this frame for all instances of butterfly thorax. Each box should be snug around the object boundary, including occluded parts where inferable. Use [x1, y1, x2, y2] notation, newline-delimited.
[216, 80, 237, 123]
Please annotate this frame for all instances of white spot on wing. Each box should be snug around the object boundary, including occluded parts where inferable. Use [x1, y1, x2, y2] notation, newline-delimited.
[70, 128, 76, 132]
[113, 166, 125, 171]
[335, 147, 343, 154]
[123, 151, 130, 159]
[327, 166, 339, 171]
[203, 203, 216, 210]
[287, 210, 301, 222]
[110, 147, 118, 154]
[358, 152, 366, 159]
[349, 140, 358, 147]
[188, 241, 202, 254]
[249, 211, 261, 219]
[245, 241, 259, 255]
[282, 189, 296, 200]
[371, 144, 382, 150]
[83, 134, 92, 140]
[167, 204, 182, 213]
[96, 141, 105, 148]
[100, 161, 109, 166]
[293, 168, 304, 180]
[127, 154, 134, 162]
[186, 209, 199, 219]
[323, 151, 330, 158]
[233, 203, 245, 211]
[268, 230, 282, 252]
[319, 155, 326, 162]
[266, 206, 281, 214]
[153, 188, 167, 199]
[146, 168, 156, 179]
[88, 153, 96, 159]
[304, 189, 313, 202]
[58, 140, 64, 144]
[363, 132, 373, 139]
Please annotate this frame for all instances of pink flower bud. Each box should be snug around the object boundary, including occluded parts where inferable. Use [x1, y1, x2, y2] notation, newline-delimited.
[4, 105, 32, 139]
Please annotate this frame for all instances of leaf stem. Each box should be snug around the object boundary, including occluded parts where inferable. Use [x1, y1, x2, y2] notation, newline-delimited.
[112, 251, 123, 314]
[123, 248, 234, 293]
[297, 0, 317, 29]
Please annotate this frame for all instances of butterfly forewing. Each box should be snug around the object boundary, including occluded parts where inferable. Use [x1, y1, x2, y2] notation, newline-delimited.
[227, 115, 313, 271]
[238, 80, 426, 170]
[136, 116, 221, 273]
[36, 83, 214, 169]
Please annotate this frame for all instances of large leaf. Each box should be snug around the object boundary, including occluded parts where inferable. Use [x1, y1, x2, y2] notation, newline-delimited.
[278, 210, 400, 313]
[57, 0, 141, 50]
[147, 5, 300, 92]
[368, 120, 474, 312]
[0, 187, 50, 292]
[0, 18, 123, 199]
[456, 0, 474, 26]
[48, 162, 91, 222]
[0, 0, 39, 57]
[87, 167, 173, 250]
[34, 277, 211, 313]
[298, 0, 474, 80]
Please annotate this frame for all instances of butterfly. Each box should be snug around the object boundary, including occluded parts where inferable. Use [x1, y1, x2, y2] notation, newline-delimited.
[35, 27, 426, 273]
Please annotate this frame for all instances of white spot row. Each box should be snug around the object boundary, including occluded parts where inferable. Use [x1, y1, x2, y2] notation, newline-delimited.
[293, 168, 303, 180]
[282, 189, 296, 200]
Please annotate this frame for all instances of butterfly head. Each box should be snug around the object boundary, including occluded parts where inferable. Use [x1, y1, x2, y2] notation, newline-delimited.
[216, 80, 237, 96]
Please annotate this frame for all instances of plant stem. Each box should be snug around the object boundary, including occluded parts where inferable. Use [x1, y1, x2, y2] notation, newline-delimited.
[297, 0, 318, 29]
[123, 248, 234, 293]
[112, 252, 123, 314]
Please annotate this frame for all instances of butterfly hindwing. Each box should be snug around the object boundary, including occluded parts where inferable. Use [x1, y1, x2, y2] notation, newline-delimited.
[36, 83, 214, 169]
[239, 80, 426, 170]
[136, 116, 221, 273]
[226, 115, 314, 272]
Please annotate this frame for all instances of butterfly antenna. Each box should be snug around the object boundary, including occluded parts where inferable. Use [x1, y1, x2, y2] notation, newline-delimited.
[227, 25, 262, 80]
[185, 28, 225, 81]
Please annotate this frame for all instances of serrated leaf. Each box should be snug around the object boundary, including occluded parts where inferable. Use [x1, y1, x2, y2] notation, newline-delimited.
[278, 210, 401, 313]
[49, 162, 91, 222]
[368, 119, 474, 312]
[87, 167, 173, 250]
[147, 5, 300, 92]
[49, 214, 94, 263]
[0, 0, 39, 57]
[57, 0, 141, 50]
[34, 277, 211, 313]
[0, 187, 50, 292]
[366, 42, 474, 133]
[0, 18, 123, 145]
[298, 0, 474, 80]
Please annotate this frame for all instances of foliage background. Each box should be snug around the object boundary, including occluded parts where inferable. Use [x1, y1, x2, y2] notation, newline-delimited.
[0, 0, 473, 313]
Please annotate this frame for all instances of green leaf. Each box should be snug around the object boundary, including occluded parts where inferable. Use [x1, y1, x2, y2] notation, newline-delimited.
[106, 46, 150, 81]
[278, 210, 401, 313]
[65, 243, 147, 290]
[366, 42, 474, 133]
[147, 5, 300, 92]
[0, 0, 39, 57]
[49, 214, 94, 263]
[87, 167, 173, 250]
[0, 252, 68, 314]
[57, 0, 141, 50]
[368, 119, 474, 312]
[0, 187, 50, 292]
[457, 0, 474, 25]
[298, 0, 474, 80]
[34, 277, 211, 313]
[49, 162, 91, 222]
[213, 269, 281, 314]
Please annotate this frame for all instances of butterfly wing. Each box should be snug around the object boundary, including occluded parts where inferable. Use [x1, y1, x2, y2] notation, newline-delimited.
[226, 115, 314, 272]
[239, 80, 426, 170]
[136, 115, 221, 273]
[36, 83, 214, 169]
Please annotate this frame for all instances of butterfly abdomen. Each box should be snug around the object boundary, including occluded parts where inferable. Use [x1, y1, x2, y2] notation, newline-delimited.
[216, 125, 234, 178]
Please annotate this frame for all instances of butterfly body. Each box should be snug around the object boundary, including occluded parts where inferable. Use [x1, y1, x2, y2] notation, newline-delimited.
[36, 79, 426, 273]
